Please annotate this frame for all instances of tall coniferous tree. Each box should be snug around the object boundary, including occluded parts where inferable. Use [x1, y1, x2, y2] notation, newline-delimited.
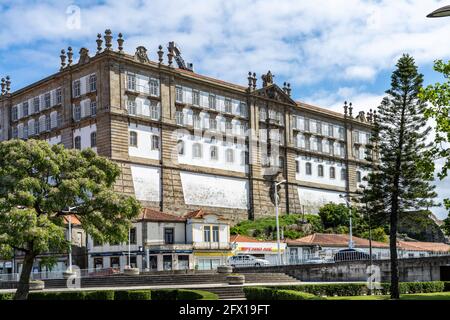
[362, 54, 436, 299]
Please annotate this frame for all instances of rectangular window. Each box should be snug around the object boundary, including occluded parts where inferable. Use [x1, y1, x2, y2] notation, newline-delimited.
[164, 228, 174, 244]
[73, 105, 81, 121]
[203, 226, 211, 242]
[175, 110, 184, 125]
[208, 94, 216, 110]
[316, 121, 322, 135]
[44, 93, 51, 109]
[74, 136, 81, 150]
[150, 102, 159, 120]
[224, 98, 232, 113]
[73, 80, 81, 97]
[305, 136, 311, 150]
[149, 79, 159, 96]
[226, 149, 234, 163]
[89, 74, 97, 92]
[33, 97, 40, 113]
[212, 226, 219, 242]
[306, 163, 312, 175]
[127, 74, 136, 91]
[328, 124, 334, 137]
[90, 131, 97, 148]
[259, 107, 267, 121]
[45, 115, 50, 131]
[129, 131, 138, 147]
[12, 106, 18, 121]
[127, 100, 136, 115]
[56, 88, 62, 104]
[239, 102, 247, 117]
[296, 160, 300, 173]
[193, 143, 202, 158]
[339, 127, 345, 140]
[193, 113, 202, 129]
[151, 135, 160, 150]
[90, 101, 97, 116]
[304, 118, 310, 132]
[317, 137, 323, 153]
[210, 146, 218, 160]
[176, 86, 183, 103]
[209, 118, 217, 130]
[23, 102, 29, 117]
[193, 90, 200, 106]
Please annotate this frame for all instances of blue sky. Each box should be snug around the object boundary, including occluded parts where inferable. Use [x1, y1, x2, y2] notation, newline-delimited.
[1, 0, 450, 219]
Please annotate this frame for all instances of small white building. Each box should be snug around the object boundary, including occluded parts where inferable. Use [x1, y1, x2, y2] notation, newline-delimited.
[230, 234, 287, 265]
[87, 208, 231, 272]
[286, 233, 450, 263]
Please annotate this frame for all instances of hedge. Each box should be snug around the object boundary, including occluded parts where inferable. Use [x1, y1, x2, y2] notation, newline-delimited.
[243, 287, 321, 300]
[0, 288, 217, 300]
[444, 282, 450, 292]
[267, 281, 446, 297]
[114, 290, 151, 300]
[152, 289, 218, 300]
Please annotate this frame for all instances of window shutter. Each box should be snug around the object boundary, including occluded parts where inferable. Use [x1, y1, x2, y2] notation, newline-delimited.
[136, 98, 143, 115]
[183, 87, 193, 105]
[200, 92, 208, 108]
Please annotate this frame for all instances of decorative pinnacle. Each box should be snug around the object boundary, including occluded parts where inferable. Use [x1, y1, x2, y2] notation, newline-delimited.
[167, 46, 174, 67]
[248, 72, 253, 91]
[344, 101, 348, 116]
[5, 76, 11, 93]
[117, 33, 124, 53]
[1, 78, 5, 95]
[104, 29, 113, 50]
[67, 47, 73, 66]
[348, 102, 353, 117]
[60, 49, 67, 70]
[252, 72, 257, 90]
[157, 45, 164, 64]
[96, 33, 103, 54]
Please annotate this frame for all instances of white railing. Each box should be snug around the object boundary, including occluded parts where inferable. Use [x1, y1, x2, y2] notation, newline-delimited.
[0, 267, 121, 282]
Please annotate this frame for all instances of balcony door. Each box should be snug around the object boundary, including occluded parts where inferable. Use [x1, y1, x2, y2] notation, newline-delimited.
[164, 228, 174, 244]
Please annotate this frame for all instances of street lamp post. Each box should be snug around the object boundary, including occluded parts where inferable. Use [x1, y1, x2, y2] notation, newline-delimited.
[274, 180, 287, 265]
[340, 194, 354, 249]
[427, 5, 450, 18]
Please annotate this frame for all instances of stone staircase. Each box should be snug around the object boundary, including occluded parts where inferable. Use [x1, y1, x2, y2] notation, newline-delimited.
[196, 286, 246, 300]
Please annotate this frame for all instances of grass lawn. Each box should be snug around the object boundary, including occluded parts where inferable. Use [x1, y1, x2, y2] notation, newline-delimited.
[327, 292, 450, 300]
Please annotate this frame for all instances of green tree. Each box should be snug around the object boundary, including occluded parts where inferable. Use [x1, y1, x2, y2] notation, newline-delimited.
[362, 54, 437, 299]
[420, 59, 450, 238]
[318, 203, 350, 230]
[0, 140, 141, 300]
[442, 217, 450, 237]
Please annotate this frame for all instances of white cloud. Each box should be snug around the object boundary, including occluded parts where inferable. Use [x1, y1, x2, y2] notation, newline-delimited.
[1, 0, 450, 91]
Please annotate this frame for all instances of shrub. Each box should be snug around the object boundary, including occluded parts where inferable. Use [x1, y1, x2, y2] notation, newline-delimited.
[381, 281, 444, 295]
[114, 290, 151, 300]
[28, 291, 87, 300]
[243, 287, 275, 300]
[444, 282, 450, 292]
[151, 289, 179, 300]
[243, 287, 321, 300]
[272, 283, 369, 297]
[0, 292, 13, 300]
[84, 290, 114, 300]
[177, 289, 218, 300]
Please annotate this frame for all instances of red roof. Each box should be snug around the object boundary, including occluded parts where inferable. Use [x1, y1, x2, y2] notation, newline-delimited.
[398, 241, 450, 253]
[63, 214, 81, 226]
[288, 233, 389, 249]
[230, 234, 263, 243]
[138, 208, 186, 222]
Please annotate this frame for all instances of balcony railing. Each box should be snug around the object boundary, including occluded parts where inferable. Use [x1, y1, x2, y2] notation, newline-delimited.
[193, 242, 231, 250]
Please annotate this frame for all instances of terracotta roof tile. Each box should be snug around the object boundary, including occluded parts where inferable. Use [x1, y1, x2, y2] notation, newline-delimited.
[288, 233, 389, 249]
[230, 234, 263, 243]
[138, 208, 186, 222]
[63, 214, 81, 226]
[398, 241, 450, 252]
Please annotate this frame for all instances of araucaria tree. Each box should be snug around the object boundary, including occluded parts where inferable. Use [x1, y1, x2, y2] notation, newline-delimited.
[0, 139, 141, 300]
[362, 54, 436, 299]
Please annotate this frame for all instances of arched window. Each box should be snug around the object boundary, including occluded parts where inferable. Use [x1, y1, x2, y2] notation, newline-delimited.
[330, 167, 336, 179]
[129, 131, 138, 147]
[193, 143, 202, 158]
[318, 164, 324, 177]
[306, 162, 312, 175]
[90, 131, 97, 148]
[151, 135, 160, 150]
[226, 149, 234, 163]
[74, 136, 81, 150]
[177, 140, 184, 155]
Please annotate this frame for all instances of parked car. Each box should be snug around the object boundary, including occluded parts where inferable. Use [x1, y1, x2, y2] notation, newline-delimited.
[334, 249, 371, 262]
[228, 255, 270, 267]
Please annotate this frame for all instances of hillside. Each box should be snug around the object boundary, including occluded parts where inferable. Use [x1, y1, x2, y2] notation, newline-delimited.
[398, 211, 446, 243]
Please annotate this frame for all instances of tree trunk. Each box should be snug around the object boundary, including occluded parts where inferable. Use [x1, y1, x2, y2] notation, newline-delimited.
[389, 203, 400, 299]
[13, 252, 36, 300]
